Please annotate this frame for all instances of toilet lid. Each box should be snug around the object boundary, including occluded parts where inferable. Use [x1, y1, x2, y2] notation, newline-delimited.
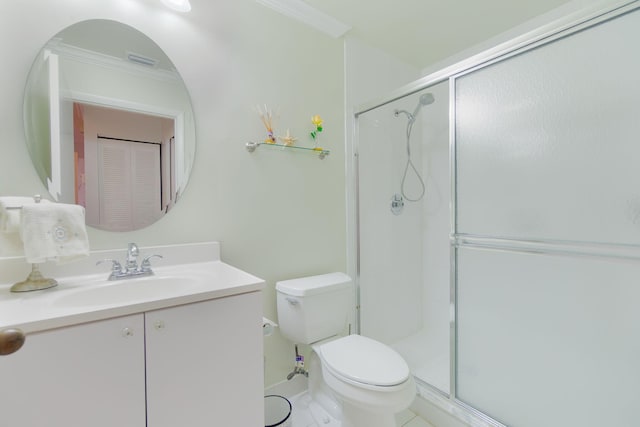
[319, 335, 410, 387]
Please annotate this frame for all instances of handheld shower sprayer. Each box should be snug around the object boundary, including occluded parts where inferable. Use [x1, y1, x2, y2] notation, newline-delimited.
[394, 93, 434, 123]
[392, 92, 435, 207]
[412, 93, 435, 120]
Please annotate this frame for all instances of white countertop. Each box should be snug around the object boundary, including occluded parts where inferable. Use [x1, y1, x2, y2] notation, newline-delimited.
[0, 243, 264, 334]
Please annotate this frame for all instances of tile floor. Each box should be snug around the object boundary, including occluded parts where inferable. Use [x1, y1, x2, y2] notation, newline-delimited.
[396, 409, 436, 427]
[288, 391, 435, 427]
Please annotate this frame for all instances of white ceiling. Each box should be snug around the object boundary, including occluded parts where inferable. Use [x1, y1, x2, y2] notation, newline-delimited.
[51, 1, 579, 74]
[300, 0, 576, 69]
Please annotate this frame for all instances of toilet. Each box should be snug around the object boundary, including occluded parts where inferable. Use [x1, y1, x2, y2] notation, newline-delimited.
[276, 272, 416, 427]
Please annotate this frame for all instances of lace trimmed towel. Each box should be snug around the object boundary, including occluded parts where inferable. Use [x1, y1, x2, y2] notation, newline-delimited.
[20, 203, 90, 264]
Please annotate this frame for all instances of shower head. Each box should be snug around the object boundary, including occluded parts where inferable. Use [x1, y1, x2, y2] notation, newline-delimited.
[394, 92, 435, 122]
[412, 92, 434, 118]
[419, 93, 435, 106]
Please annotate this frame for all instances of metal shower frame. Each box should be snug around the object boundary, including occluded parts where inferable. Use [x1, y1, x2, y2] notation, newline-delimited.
[351, 1, 640, 425]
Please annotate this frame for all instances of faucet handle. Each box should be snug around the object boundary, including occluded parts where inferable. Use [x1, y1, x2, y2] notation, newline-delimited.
[97, 259, 123, 273]
[140, 254, 163, 272]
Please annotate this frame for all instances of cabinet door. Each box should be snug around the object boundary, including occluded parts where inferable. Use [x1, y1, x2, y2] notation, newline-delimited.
[145, 292, 263, 427]
[0, 314, 146, 427]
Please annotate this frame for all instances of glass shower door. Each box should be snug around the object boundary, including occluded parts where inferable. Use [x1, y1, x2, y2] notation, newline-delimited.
[454, 7, 640, 426]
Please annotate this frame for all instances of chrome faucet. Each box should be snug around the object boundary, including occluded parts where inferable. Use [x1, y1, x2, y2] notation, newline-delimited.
[97, 243, 163, 281]
[126, 243, 139, 272]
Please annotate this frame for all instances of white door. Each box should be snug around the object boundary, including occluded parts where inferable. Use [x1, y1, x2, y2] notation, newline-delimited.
[97, 138, 162, 231]
[82, 104, 169, 231]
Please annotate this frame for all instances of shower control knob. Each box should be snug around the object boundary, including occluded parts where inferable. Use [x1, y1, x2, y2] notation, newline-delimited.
[390, 193, 404, 215]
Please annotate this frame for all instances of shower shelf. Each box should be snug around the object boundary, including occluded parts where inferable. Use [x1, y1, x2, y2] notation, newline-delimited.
[245, 141, 330, 159]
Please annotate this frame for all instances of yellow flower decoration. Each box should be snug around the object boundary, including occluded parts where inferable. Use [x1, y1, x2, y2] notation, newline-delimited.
[310, 115, 324, 141]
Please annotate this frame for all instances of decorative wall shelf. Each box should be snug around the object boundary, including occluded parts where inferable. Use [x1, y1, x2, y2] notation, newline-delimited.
[245, 142, 330, 159]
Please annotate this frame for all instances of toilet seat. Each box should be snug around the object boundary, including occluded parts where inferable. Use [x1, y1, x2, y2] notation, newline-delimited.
[317, 335, 410, 387]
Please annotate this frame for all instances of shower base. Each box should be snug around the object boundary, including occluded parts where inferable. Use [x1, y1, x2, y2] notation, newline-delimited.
[391, 328, 450, 394]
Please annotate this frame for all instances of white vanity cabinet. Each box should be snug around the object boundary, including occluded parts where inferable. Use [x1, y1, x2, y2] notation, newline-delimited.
[145, 291, 263, 426]
[0, 314, 147, 426]
[0, 291, 263, 427]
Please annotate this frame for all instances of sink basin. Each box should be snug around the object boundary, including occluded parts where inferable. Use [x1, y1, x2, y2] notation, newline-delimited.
[0, 243, 265, 335]
[53, 275, 203, 307]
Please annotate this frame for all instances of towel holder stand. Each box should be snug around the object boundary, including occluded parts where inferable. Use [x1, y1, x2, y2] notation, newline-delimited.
[5, 194, 42, 211]
[9, 194, 58, 293]
[10, 263, 58, 293]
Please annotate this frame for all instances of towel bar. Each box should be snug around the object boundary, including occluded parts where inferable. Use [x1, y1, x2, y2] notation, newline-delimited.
[5, 194, 43, 210]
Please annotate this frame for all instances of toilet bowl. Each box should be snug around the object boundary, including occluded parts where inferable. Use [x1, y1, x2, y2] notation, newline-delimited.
[315, 335, 416, 427]
[276, 273, 416, 427]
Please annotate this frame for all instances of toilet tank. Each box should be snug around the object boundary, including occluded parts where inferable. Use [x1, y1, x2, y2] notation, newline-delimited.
[276, 272, 352, 344]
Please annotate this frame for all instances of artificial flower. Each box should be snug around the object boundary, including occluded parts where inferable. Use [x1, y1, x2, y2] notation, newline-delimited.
[311, 115, 323, 128]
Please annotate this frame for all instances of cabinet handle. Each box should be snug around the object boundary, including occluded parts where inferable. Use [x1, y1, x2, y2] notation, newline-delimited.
[153, 320, 165, 330]
[121, 327, 134, 337]
[0, 328, 25, 355]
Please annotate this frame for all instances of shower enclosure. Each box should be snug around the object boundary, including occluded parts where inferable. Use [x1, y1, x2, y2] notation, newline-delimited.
[353, 2, 640, 426]
[356, 82, 451, 396]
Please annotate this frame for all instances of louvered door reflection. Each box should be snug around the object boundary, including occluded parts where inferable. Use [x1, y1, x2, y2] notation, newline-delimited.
[98, 138, 161, 231]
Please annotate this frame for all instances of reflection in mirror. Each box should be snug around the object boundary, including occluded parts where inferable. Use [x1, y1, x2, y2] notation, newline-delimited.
[23, 20, 196, 231]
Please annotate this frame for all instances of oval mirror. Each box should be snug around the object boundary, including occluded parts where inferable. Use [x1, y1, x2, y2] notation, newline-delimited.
[23, 19, 196, 232]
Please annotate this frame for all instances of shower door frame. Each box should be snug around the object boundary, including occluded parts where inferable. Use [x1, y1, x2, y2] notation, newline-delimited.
[352, 1, 640, 426]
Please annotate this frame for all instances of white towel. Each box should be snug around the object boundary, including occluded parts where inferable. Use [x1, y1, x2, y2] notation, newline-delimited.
[20, 203, 90, 264]
[0, 197, 50, 233]
[0, 231, 25, 256]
